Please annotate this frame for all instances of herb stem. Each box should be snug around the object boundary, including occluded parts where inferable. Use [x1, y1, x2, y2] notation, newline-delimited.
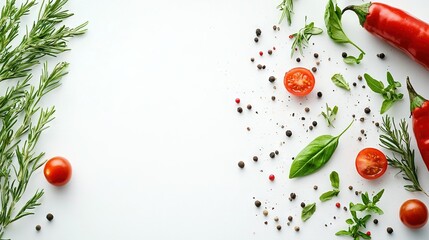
[338, 119, 354, 138]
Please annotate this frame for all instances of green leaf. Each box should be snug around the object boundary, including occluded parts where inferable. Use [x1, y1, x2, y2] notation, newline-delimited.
[330, 171, 340, 188]
[336, 230, 352, 236]
[373, 189, 384, 203]
[301, 203, 316, 222]
[386, 71, 395, 85]
[361, 192, 370, 205]
[346, 218, 354, 225]
[370, 206, 384, 215]
[291, 18, 323, 57]
[364, 74, 384, 93]
[380, 99, 394, 114]
[350, 203, 366, 211]
[343, 52, 364, 64]
[331, 74, 350, 91]
[359, 231, 371, 239]
[319, 189, 340, 202]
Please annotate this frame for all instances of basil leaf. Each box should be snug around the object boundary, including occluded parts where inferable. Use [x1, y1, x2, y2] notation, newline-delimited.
[364, 73, 384, 93]
[369, 206, 384, 215]
[319, 189, 340, 202]
[325, 0, 349, 43]
[345, 218, 354, 225]
[373, 189, 384, 203]
[330, 171, 340, 188]
[331, 74, 350, 91]
[350, 203, 366, 212]
[380, 99, 394, 114]
[343, 52, 364, 64]
[361, 192, 370, 205]
[289, 121, 353, 178]
[335, 230, 351, 236]
[301, 202, 316, 222]
[386, 71, 395, 85]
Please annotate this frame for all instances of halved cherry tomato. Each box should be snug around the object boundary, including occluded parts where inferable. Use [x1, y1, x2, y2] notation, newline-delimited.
[400, 199, 428, 229]
[355, 147, 387, 180]
[44, 156, 72, 186]
[283, 67, 315, 96]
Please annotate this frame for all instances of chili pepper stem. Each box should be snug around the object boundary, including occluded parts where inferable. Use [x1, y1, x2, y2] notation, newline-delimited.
[406, 77, 427, 114]
[342, 3, 371, 27]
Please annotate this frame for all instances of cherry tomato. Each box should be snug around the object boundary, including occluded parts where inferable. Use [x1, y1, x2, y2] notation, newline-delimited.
[400, 199, 428, 229]
[283, 67, 315, 96]
[44, 156, 72, 186]
[355, 147, 387, 180]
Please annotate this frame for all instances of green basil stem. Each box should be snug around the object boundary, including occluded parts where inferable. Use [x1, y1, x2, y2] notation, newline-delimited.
[289, 120, 354, 178]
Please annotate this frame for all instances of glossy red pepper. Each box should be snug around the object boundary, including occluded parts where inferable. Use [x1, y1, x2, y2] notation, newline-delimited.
[344, 2, 429, 70]
[407, 78, 429, 171]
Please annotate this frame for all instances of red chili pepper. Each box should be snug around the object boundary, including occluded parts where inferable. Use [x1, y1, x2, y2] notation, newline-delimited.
[407, 78, 429, 171]
[344, 2, 429, 70]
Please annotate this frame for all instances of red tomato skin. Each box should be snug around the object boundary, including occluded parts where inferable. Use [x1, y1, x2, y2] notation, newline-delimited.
[400, 199, 428, 229]
[44, 156, 72, 186]
[283, 67, 315, 96]
[355, 147, 388, 180]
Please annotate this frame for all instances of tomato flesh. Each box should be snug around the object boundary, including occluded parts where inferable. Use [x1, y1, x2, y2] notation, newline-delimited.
[400, 199, 428, 229]
[44, 156, 72, 186]
[355, 148, 387, 180]
[283, 67, 315, 96]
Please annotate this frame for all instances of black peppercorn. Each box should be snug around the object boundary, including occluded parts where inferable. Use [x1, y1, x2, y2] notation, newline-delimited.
[305, 107, 310, 112]
[35, 225, 41, 231]
[268, 49, 273, 55]
[275, 150, 279, 155]
[237, 107, 243, 113]
[300, 202, 306, 208]
[269, 76, 276, 82]
[255, 200, 262, 207]
[271, 96, 276, 101]
[373, 219, 378, 224]
[296, 57, 301, 62]
[314, 53, 319, 58]
[288, 215, 293, 221]
[247, 104, 252, 110]
[364, 107, 371, 114]
[238, 161, 245, 168]
[377, 53, 385, 59]
[46, 213, 54, 221]
[273, 25, 277, 30]
[317, 91, 323, 98]
[269, 152, 275, 158]
[311, 67, 317, 72]
[286, 130, 292, 137]
[254, 37, 259, 43]
[257, 64, 262, 69]
[255, 28, 261, 36]
[253, 156, 258, 162]
[290, 192, 296, 199]
[312, 121, 317, 127]
[342, 52, 348, 58]
[276, 225, 282, 230]
[387, 227, 393, 234]
[250, 57, 255, 62]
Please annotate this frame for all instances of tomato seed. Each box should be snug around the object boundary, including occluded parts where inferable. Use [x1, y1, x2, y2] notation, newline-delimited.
[269, 174, 275, 181]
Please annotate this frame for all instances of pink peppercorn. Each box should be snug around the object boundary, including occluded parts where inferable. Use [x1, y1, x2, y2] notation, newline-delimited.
[269, 174, 275, 181]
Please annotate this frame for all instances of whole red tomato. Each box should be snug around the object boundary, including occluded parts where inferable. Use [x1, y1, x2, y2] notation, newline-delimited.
[400, 199, 428, 229]
[44, 156, 72, 186]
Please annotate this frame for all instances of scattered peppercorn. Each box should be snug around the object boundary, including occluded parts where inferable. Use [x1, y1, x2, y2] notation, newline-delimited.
[274, 216, 279, 222]
[237, 107, 243, 113]
[269, 76, 276, 82]
[253, 156, 258, 162]
[301, 117, 305, 120]
[317, 91, 323, 98]
[312, 121, 317, 127]
[288, 215, 293, 221]
[263, 210, 269, 216]
[296, 57, 301, 63]
[35, 225, 41, 231]
[358, 75, 363, 81]
[235, 98, 240, 104]
[311, 66, 317, 73]
[360, 117, 365, 122]
[268, 49, 273, 55]
[360, 129, 365, 134]
[259, 51, 263, 56]
[269, 174, 275, 181]
[387, 227, 393, 234]
[247, 104, 252, 110]
[342, 52, 348, 58]
[375, 122, 380, 127]
[353, 82, 357, 87]
[300, 202, 306, 208]
[254, 37, 259, 43]
[358, 137, 362, 141]
[273, 25, 277, 30]
[373, 219, 378, 224]
[290, 193, 296, 200]
[46, 213, 54, 221]
[269, 152, 275, 158]
[335, 202, 341, 208]
[286, 130, 292, 137]
[238, 161, 245, 168]
[314, 53, 319, 58]
[256, 28, 261, 36]
[262, 65, 266, 69]
[250, 57, 255, 62]
[377, 53, 385, 59]
[255, 200, 262, 207]
[348, 185, 353, 190]
[343, 206, 348, 211]
[257, 64, 262, 69]
[305, 107, 310, 112]
[364, 107, 371, 114]
[275, 150, 279, 155]
[276, 225, 282, 230]
[271, 96, 276, 101]
[309, 126, 313, 130]
[294, 226, 300, 232]
[313, 185, 318, 190]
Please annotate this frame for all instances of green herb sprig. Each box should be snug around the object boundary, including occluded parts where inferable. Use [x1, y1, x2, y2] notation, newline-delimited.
[277, 0, 294, 25]
[324, 0, 365, 64]
[379, 116, 428, 196]
[321, 103, 338, 127]
[319, 171, 340, 202]
[290, 18, 323, 57]
[364, 72, 403, 114]
[0, 0, 87, 237]
[301, 202, 316, 222]
[350, 190, 384, 214]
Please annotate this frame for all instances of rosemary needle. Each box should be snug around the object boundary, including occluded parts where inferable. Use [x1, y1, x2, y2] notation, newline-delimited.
[277, 0, 294, 25]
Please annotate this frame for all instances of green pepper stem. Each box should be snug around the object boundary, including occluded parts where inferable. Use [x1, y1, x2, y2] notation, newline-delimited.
[342, 3, 371, 27]
[406, 77, 427, 114]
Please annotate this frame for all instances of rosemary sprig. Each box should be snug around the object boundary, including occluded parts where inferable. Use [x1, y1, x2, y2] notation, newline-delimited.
[0, 0, 87, 237]
[277, 0, 293, 25]
[290, 18, 323, 57]
[379, 115, 428, 196]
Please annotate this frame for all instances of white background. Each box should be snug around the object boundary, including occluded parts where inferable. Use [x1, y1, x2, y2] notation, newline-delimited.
[5, 0, 429, 239]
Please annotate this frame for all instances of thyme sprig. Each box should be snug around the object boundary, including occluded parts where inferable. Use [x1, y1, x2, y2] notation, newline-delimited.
[0, 0, 87, 237]
[290, 18, 323, 57]
[379, 115, 428, 196]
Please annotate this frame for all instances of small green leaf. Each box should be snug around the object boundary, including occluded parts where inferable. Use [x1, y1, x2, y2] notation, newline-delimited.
[331, 74, 350, 91]
[336, 230, 351, 236]
[386, 71, 395, 85]
[361, 192, 370, 205]
[343, 52, 364, 64]
[370, 206, 384, 215]
[350, 203, 366, 212]
[301, 203, 316, 222]
[319, 190, 340, 202]
[373, 189, 384, 203]
[364, 74, 384, 93]
[346, 218, 354, 225]
[381, 99, 394, 114]
[330, 171, 340, 188]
